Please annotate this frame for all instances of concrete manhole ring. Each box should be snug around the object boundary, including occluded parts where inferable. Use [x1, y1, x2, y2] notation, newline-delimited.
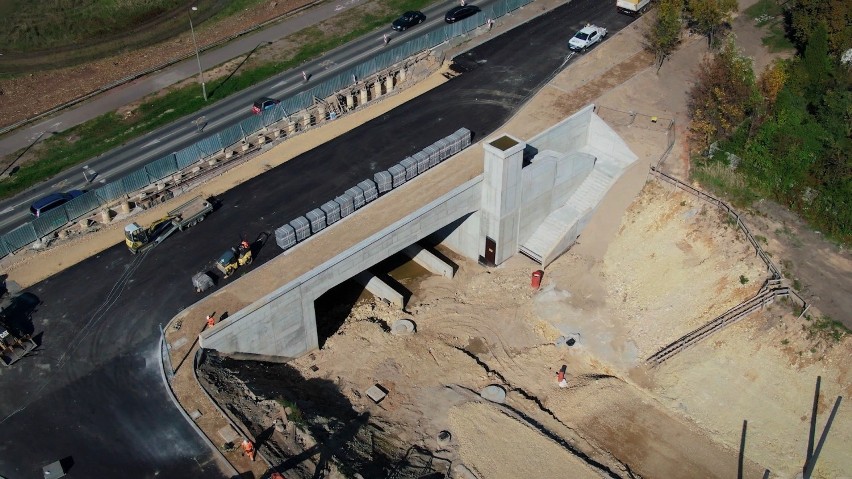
[479, 384, 506, 403]
[437, 430, 452, 447]
[390, 318, 416, 336]
[556, 333, 580, 348]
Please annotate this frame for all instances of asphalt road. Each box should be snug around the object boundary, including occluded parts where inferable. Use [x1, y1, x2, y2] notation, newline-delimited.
[0, 0, 495, 235]
[0, 1, 633, 477]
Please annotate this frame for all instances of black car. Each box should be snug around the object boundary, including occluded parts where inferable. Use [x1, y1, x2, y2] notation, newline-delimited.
[445, 5, 480, 23]
[392, 11, 426, 31]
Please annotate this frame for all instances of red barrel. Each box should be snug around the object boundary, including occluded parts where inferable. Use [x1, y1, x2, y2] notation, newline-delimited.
[531, 270, 544, 289]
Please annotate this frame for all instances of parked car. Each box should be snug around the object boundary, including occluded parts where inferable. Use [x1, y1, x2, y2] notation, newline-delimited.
[29, 190, 84, 217]
[392, 11, 426, 31]
[251, 97, 280, 114]
[445, 5, 481, 23]
[568, 24, 607, 51]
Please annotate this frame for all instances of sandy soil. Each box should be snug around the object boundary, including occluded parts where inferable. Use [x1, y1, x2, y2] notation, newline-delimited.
[653, 304, 852, 478]
[5, 1, 850, 478]
[448, 402, 601, 479]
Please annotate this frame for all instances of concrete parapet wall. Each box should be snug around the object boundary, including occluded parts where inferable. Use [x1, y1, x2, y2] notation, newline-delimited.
[199, 105, 637, 360]
[200, 178, 482, 358]
[527, 104, 594, 154]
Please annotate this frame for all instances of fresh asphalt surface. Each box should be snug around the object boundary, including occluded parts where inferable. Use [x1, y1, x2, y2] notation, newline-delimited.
[0, 1, 633, 477]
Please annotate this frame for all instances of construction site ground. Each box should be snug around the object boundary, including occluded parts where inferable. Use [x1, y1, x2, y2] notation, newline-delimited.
[4, 0, 850, 478]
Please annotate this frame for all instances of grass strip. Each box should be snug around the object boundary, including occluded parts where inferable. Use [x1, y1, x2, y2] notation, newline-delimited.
[0, 0, 434, 200]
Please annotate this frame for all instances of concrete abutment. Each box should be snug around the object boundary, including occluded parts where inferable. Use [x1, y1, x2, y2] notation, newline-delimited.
[197, 105, 638, 361]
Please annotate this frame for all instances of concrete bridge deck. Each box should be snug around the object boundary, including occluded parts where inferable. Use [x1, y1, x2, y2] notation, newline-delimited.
[187, 99, 637, 360]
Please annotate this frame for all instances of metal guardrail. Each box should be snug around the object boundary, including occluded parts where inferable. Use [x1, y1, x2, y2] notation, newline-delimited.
[0, 0, 533, 260]
[650, 166, 782, 278]
[645, 168, 809, 366]
[646, 279, 796, 366]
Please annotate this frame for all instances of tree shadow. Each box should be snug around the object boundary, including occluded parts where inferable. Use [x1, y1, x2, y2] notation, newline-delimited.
[207, 42, 271, 100]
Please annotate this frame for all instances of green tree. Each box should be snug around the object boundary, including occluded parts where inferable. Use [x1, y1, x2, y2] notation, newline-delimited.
[691, 3, 852, 243]
[799, 24, 833, 101]
[687, 0, 738, 47]
[687, 39, 758, 154]
[644, 0, 684, 71]
[788, 0, 852, 55]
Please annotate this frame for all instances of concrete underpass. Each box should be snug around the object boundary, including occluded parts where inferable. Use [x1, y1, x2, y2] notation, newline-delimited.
[196, 105, 637, 360]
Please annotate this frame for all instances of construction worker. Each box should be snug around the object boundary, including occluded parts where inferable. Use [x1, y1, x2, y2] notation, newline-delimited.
[240, 240, 250, 251]
[241, 439, 255, 462]
[206, 314, 216, 328]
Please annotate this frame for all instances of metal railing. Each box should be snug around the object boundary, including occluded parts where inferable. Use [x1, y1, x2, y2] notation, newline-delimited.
[645, 168, 809, 366]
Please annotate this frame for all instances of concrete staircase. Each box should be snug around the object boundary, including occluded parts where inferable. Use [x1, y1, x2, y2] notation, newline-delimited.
[520, 168, 612, 264]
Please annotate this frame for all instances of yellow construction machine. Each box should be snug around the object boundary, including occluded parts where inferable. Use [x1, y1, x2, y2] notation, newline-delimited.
[0, 281, 38, 366]
[125, 196, 213, 254]
[216, 240, 253, 278]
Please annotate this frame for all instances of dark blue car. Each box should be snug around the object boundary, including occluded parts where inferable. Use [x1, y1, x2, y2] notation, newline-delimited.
[30, 190, 84, 217]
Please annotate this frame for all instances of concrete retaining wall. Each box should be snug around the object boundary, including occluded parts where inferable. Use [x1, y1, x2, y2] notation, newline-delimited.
[198, 105, 637, 360]
[200, 178, 482, 358]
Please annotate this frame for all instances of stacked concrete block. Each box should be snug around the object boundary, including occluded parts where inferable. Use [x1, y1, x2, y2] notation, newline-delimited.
[335, 193, 355, 217]
[270, 127, 477, 255]
[388, 164, 407, 188]
[455, 127, 472, 149]
[358, 180, 378, 203]
[414, 151, 430, 175]
[434, 138, 452, 161]
[346, 186, 366, 209]
[289, 216, 311, 241]
[423, 144, 441, 168]
[275, 224, 297, 251]
[306, 209, 326, 234]
[321, 200, 341, 225]
[374, 171, 393, 194]
[400, 157, 418, 180]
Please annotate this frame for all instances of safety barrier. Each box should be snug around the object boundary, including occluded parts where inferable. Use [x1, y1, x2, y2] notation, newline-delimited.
[644, 168, 809, 366]
[275, 128, 472, 251]
[0, 0, 532, 260]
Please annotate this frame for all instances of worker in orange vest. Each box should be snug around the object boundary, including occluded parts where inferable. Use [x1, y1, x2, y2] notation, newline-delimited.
[206, 314, 216, 328]
[241, 439, 255, 462]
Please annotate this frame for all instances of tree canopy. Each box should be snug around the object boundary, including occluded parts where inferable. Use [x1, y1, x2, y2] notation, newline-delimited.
[644, 0, 684, 71]
[687, 0, 738, 46]
[689, 21, 851, 242]
[787, 0, 852, 55]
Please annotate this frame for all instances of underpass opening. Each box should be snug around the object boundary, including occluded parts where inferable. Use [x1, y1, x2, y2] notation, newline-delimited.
[314, 252, 433, 348]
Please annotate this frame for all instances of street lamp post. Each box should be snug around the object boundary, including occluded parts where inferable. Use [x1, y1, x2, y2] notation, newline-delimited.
[188, 6, 207, 101]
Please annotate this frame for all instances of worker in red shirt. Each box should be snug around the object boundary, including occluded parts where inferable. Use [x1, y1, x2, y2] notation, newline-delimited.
[241, 439, 255, 462]
[206, 314, 216, 328]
